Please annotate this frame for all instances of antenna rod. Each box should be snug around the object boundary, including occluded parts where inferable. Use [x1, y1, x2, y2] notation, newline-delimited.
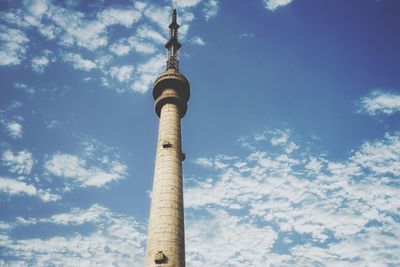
[165, 8, 182, 71]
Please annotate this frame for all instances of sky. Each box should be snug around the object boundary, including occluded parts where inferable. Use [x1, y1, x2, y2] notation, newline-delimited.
[0, 0, 400, 266]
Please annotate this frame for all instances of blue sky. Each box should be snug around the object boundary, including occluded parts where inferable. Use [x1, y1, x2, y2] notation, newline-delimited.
[1, 0, 400, 266]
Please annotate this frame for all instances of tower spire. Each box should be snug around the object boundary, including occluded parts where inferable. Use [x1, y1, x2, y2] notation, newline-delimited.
[165, 8, 182, 71]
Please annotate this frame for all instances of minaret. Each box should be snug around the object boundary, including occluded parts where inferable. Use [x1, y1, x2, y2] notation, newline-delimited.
[145, 9, 190, 267]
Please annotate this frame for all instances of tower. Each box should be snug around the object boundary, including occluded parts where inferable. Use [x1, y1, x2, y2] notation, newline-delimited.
[145, 9, 190, 267]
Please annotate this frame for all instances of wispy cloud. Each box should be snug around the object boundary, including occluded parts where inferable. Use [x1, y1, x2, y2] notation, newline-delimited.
[31, 49, 54, 73]
[110, 35, 158, 56]
[2, 149, 34, 175]
[31, 56, 49, 73]
[263, 0, 294, 11]
[1, 1, 142, 53]
[13, 82, 35, 94]
[239, 33, 255, 39]
[6, 122, 23, 139]
[109, 40, 131, 56]
[63, 53, 97, 71]
[43, 138, 127, 188]
[136, 25, 167, 45]
[97, 8, 141, 28]
[131, 53, 165, 93]
[44, 153, 126, 188]
[358, 89, 400, 116]
[184, 129, 400, 266]
[0, 204, 146, 266]
[190, 36, 206, 46]
[50, 4, 140, 50]
[0, 177, 37, 197]
[110, 65, 135, 82]
[173, 0, 203, 8]
[203, 0, 219, 20]
[0, 177, 59, 202]
[0, 25, 29, 66]
[1, 0, 201, 94]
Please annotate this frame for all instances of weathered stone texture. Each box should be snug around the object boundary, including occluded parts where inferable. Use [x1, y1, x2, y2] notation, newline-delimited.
[146, 102, 185, 267]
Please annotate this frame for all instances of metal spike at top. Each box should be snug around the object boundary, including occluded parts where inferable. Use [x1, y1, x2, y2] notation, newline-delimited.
[170, 8, 177, 27]
[165, 8, 182, 71]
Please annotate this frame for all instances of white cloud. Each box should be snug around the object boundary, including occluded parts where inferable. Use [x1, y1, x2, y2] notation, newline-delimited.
[193, 155, 237, 170]
[49, 204, 110, 225]
[136, 25, 167, 44]
[31, 55, 50, 73]
[14, 82, 35, 94]
[185, 129, 400, 266]
[128, 37, 157, 54]
[44, 146, 127, 187]
[131, 54, 165, 93]
[144, 5, 171, 32]
[263, 0, 294, 11]
[0, 177, 59, 202]
[49, 6, 107, 50]
[110, 36, 157, 56]
[6, 122, 23, 139]
[239, 33, 255, 38]
[2, 149, 34, 175]
[7, 101, 23, 111]
[44, 153, 126, 187]
[10, 2, 143, 52]
[45, 120, 60, 129]
[0, 204, 146, 266]
[271, 130, 299, 153]
[203, 0, 219, 20]
[26, 0, 49, 18]
[94, 54, 113, 72]
[254, 129, 299, 153]
[110, 65, 135, 82]
[186, 209, 277, 266]
[0, 25, 29, 66]
[173, 0, 202, 8]
[98, 8, 141, 28]
[0, 177, 37, 196]
[351, 132, 400, 176]
[109, 40, 131, 56]
[63, 53, 97, 71]
[37, 189, 61, 202]
[190, 36, 205, 46]
[134, 1, 147, 11]
[178, 11, 195, 40]
[358, 89, 400, 116]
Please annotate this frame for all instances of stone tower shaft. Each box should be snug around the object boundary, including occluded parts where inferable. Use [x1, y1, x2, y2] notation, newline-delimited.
[145, 9, 190, 267]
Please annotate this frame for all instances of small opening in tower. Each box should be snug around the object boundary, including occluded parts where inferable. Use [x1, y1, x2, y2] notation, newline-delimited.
[162, 140, 172, 148]
[155, 251, 165, 264]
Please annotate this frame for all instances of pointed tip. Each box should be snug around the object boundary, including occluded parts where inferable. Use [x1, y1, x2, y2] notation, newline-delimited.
[172, 8, 177, 23]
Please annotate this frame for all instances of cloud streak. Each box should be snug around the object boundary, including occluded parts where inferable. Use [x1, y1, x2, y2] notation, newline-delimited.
[0, 25, 29, 66]
[0, 204, 146, 266]
[358, 89, 400, 116]
[44, 153, 127, 188]
[2, 149, 34, 175]
[6, 122, 23, 139]
[63, 53, 97, 71]
[263, 0, 294, 11]
[184, 129, 400, 266]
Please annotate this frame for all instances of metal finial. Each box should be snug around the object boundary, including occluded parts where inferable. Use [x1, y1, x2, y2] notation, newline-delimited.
[172, 8, 177, 24]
